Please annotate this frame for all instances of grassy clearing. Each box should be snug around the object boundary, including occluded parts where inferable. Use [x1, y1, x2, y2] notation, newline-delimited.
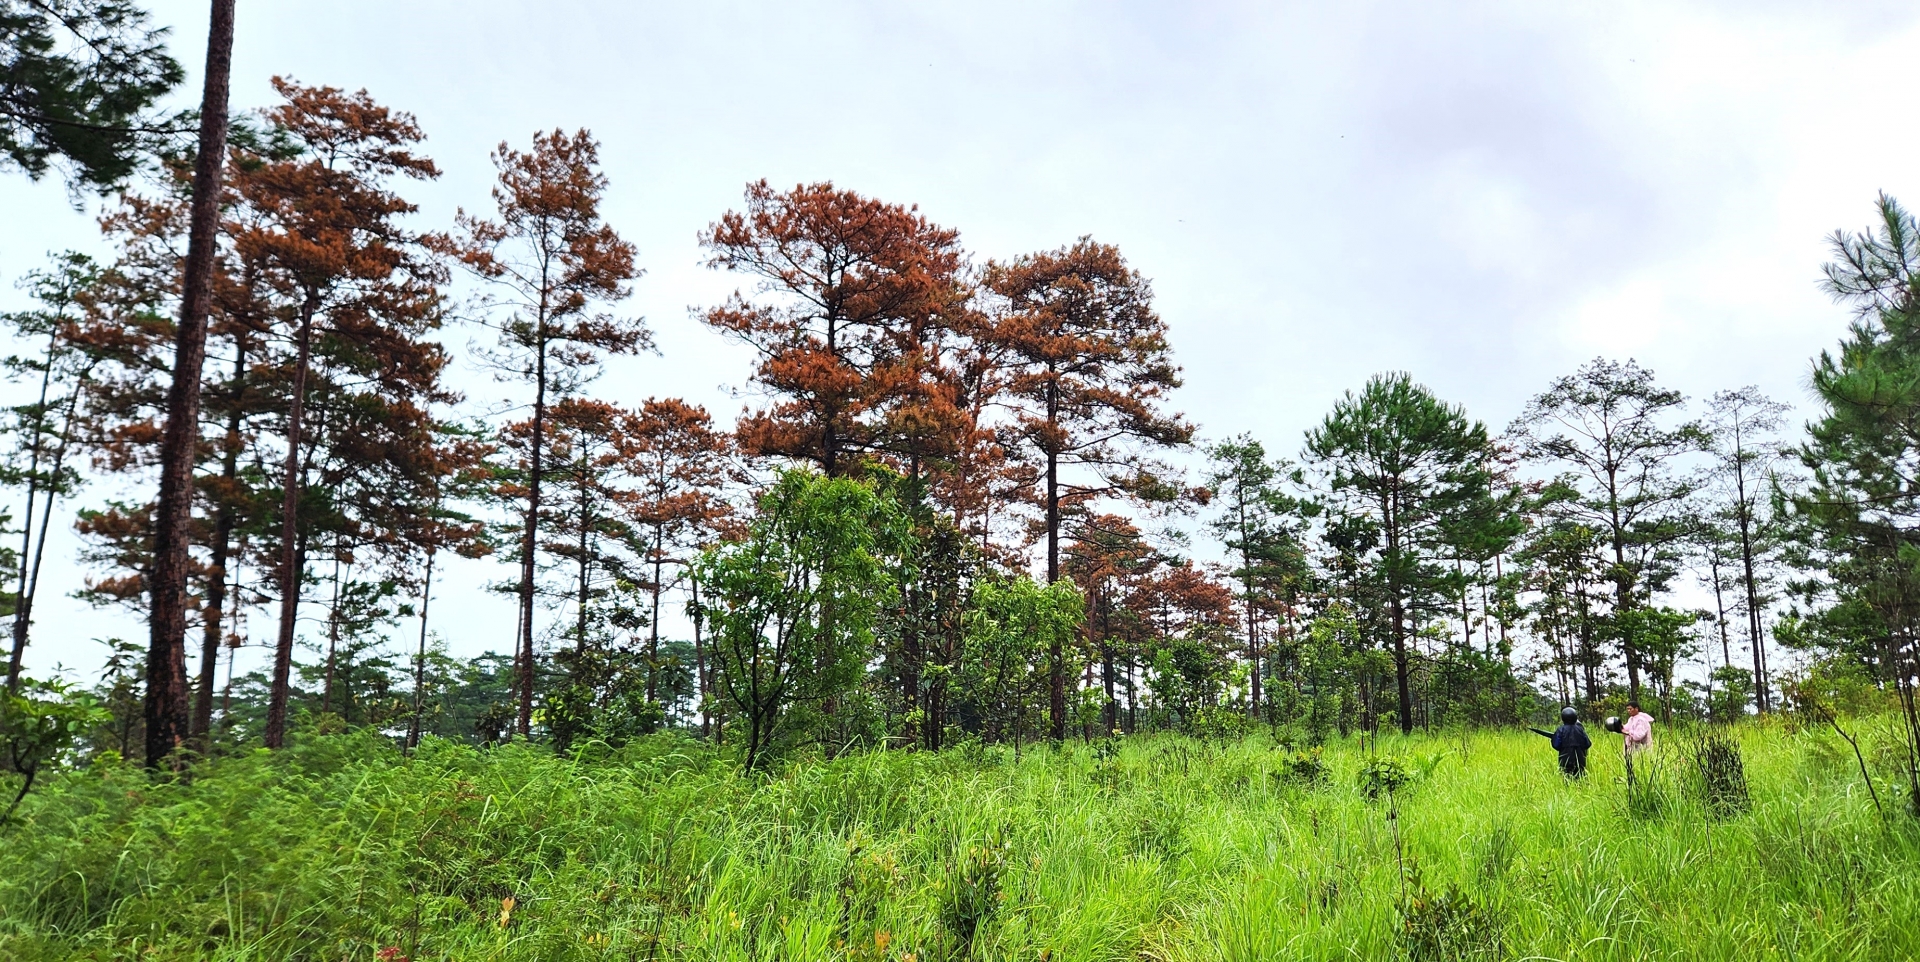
[1, 723, 1914, 961]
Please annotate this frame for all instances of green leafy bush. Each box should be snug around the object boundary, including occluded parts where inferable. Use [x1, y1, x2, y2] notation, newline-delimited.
[1358, 755, 1413, 801]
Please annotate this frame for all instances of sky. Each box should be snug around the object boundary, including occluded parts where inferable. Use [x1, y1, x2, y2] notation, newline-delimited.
[4, 0, 1918, 682]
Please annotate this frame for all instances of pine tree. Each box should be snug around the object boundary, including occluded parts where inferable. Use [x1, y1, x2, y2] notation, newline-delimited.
[2, 254, 104, 691]
[1204, 434, 1312, 719]
[699, 180, 965, 477]
[1512, 358, 1704, 702]
[445, 129, 646, 738]
[978, 239, 1192, 738]
[625, 398, 736, 703]
[0, 0, 184, 189]
[144, 0, 235, 768]
[230, 79, 449, 750]
[1305, 372, 1498, 734]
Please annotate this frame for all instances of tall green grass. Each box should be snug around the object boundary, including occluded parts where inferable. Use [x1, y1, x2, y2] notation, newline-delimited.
[1, 722, 1914, 960]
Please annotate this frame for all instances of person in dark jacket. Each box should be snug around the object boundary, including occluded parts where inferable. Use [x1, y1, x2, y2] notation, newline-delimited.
[1550, 706, 1591, 777]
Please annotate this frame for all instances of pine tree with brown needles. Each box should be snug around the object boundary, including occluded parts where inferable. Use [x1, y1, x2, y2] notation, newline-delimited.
[625, 398, 738, 704]
[699, 180, 965, 478]
[444, 129, 646, 738]
[979, 239, 1192, 739]
[227, 78, 449, 749]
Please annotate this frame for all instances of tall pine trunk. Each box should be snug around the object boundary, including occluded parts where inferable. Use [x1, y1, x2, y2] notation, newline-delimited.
[1240, 512, 1260, 720]
[146, 0, 236, 770]
[575, 479, 589, 656]
[691, 573, 710, 739]
[1606, 474, 1643, 700]
[1733, 460, 1769, 711]
[321, 555, 342, 715]
[1385, 493, 1414, 735]
[647, 526, 663, 702]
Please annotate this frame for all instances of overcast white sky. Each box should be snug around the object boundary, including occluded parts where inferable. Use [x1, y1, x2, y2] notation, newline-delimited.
[4, 1, 1918, 682]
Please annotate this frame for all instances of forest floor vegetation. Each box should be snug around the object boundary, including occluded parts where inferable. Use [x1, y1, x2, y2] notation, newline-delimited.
[1, 722, 1915, 961]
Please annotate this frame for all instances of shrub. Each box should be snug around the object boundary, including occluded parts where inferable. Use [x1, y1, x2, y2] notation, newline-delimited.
[1401, 884, 1503, 961]
[1275, 746, 1330, 789]
[938, 832, 1006, 955]
[1358, 756, 1413, 801]
[1, 679, 109, 824]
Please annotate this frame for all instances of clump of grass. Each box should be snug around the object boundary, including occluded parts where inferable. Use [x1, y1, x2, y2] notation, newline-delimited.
[1623, 753, 1674, 821]
[1691, 728, 1752, 819]
[1476, 823, 1518, 883]
[1127, 792, 1189, 862]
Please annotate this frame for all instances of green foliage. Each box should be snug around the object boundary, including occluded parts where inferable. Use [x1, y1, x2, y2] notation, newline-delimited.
[1400, 883, 1503, 962]
[1275, 745, 1329, 789]
[1306, 372, 1516, 734]
[1358, 755, 1414, 801]
[959, 575, 1082, 747]
[699, 468, 908, 770]
[1789, 194, 1920, 683]
[937, 830, 1006, 955]
[1148, 637, 1238, 734]
[0, 1, 185, 189]
[1, 677, 108, 822]
[1708, 665, 1756, 722]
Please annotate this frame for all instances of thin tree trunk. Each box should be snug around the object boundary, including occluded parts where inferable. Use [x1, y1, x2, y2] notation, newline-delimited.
[691, 573, 710, 739]
[146, 0, 237, 770]
[1575, 580, 1597, 704]
[264, 299, 316, 749]
[321, 554, 342, 716]
[220, 634, 236, 723]
[1241, 502, 1260, 720]
[515, 326, 548, 738]
[1458, 557, 1471, 652]
[1100, 589, 1115, 733]
[1607, 473, 1643, 699]
[407, 546, 435, 753]
[5, 380, 82, 694]
[1733, 453, 1769, 712]
[822, 310, 840, 477]
[575, 473, 590, 656]
[6, 325, 58, 693]
[1708, 548, 1732, 670]
[648, 526, 663, 702]
[1385, 492, 1414, 735]
[1046, 381, 1064, 740]
[1547, 615, 1568, 704]
[193, 338, 247, 742]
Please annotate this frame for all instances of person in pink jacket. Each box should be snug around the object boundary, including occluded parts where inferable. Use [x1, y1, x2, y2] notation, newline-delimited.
[1621, 700, 1653, 757]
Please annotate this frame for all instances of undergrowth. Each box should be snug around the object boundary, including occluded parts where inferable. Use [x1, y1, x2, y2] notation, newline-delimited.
[1, 723, 1915, 961]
